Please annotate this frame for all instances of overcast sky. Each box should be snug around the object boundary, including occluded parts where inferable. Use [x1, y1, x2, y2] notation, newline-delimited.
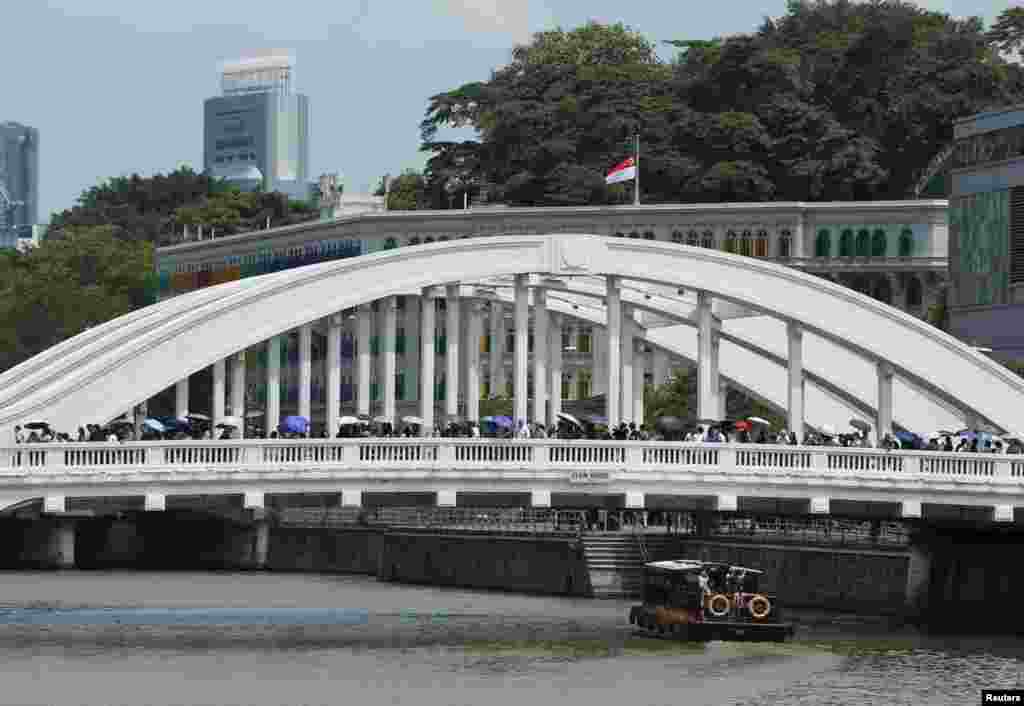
[3, 0, 1013, 220]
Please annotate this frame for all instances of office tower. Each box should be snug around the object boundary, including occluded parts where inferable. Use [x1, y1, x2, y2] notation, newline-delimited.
[0, 121, 39, 248]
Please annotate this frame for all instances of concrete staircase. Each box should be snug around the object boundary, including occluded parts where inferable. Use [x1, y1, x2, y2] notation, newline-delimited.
[582, 532, 685, 598]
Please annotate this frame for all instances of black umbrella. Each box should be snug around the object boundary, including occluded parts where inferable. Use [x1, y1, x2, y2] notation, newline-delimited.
[23, 422, 50, 430]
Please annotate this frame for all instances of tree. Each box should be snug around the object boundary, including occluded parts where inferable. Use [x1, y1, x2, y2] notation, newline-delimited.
[373, 170, 430, 210]
[987, 7, 1024, 58]
[421, 5, 1024, 206]
[0, 226, 153, 373]
[644, 368, 786, 431]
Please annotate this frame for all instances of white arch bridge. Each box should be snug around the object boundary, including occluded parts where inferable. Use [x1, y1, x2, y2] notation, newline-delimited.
[0, 235, 1022, 520]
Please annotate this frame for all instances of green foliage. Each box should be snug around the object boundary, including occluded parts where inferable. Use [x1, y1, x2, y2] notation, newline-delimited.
[0, 226, 153, 373]
[986, 7, 1024, 56]
[420, 2, 1024, 206]
[479, 396, 513, 418]
[644, 368, 786, 431]
[374, 170, 430, 211]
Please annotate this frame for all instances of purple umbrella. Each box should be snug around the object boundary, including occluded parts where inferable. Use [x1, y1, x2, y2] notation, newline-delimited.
[280, 415, 310, 434]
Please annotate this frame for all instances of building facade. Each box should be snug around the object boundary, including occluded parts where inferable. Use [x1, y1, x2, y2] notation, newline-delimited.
[203, 51, 310, 200]
[948, 105, 1024, 362]
[152, 200, 948, 426]
[0, 121, 39, 248]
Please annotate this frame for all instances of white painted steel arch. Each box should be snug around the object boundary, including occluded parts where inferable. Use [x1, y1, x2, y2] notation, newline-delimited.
[0, 235, 1018, 437]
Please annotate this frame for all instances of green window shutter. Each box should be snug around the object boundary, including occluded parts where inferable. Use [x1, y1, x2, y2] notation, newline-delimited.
[436, 382, 446, 401]
[370, 382, 380, 401]
[899, 229, 913, 257]
[871, 229, 887, 257]
[370, 336, 380, 355]
[396, 373, 405, 400]
[839, 229, 855, 257]
[855, 229, 871, 257]
[395, 334, 405, 355]
[815, 229, 831, 257]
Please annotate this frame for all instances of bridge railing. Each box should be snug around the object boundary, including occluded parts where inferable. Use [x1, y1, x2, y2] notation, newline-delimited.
[0, 439, 1021, 485]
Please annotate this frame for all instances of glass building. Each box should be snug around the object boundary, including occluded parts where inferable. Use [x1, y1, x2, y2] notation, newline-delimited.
[0, 121, 39, 249]
[203, 51, 310, 200]
[948, 105, 1024, 361]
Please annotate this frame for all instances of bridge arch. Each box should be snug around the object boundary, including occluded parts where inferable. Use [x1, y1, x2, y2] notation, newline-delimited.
[0, 235, 1018, 437]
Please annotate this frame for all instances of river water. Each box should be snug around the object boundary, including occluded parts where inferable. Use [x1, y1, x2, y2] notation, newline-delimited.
[0, 572, 1018, 705]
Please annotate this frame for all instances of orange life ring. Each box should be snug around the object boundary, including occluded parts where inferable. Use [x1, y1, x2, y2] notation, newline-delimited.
[707, 593, 730, 618]
[748, 594, 771, 620]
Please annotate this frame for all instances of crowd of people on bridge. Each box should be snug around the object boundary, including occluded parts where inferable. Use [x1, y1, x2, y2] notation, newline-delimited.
[11, 414, 1022, 455]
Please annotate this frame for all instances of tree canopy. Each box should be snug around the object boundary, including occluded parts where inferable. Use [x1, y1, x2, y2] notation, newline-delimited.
[421, 4, 1024, 206]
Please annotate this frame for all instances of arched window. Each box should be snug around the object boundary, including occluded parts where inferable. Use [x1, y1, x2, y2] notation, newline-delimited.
[899, 228, 913, 257]
[755, 229, 769, 257]
[643, 230, 655, 240]
[855, 228, 871, 257]
[906, 275, 923, 308]
[724, 230, 738, 253]
[671, 230, 684, 244]
[871, 228, 887, 257]
[815, 229, 831, 257]
[702, 230, 714, 249]
[839, 229, 855, 257]
[686, 230, 699, 247]
[409, 236, 421, 246]
[778, 229, 792, 258]
[740, 229, 754, 257]
[383, 237, 398, 250]
[629, 230, 640, 239]
[614, 231, 625, 238]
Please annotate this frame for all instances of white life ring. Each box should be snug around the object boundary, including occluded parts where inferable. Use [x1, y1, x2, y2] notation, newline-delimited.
[707, 593, 730, 618]
[749, 594, 772, 620]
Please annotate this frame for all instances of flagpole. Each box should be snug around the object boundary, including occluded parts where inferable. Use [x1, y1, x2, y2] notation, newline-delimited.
[633, 132, 640, 206]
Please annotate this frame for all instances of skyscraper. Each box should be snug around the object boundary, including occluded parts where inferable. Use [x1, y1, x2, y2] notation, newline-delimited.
[203, 50, 310, 200]
[0, 121, 39, 249]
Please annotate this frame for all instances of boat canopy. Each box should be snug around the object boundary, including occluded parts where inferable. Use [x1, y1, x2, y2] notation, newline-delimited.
[644, 560, 764, 575]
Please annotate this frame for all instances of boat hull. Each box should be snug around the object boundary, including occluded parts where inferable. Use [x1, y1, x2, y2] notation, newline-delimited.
[629, 606, 794, 642]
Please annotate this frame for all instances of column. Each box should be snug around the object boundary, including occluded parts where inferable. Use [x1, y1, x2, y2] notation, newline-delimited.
[297, 324, 311, 422]
[212, 358, 226, 423]
[620, 308, 634, 424]
[357, 304, 371, 417]
[327, 314, 342, 437]
[445, 285, 460, 420]
[383, 296, 398, 425]
[591, 327, 607, 396]
[419, 289, 436, 435]
[718, 380, 728, 421]
[696, 291, 716, 420]
[404, 295, 419, 404]
[266, 336, 280, 436]
[549, 313, 563, 423]
[175, 379, 189, 418]
[652, 347, 669, 388]
[513, 274, 529, 426]
[633, 341, 645, 426]
[877, 360, 894, 443]
[489, 301, 505, 399]
[533, 287, 548, 427]
[786, 321, 805, 441]
[231, 352, 245, 439]
[606, 276, 622, 427]
[792, 211, 805, 259]
[466, 301, 483, 422]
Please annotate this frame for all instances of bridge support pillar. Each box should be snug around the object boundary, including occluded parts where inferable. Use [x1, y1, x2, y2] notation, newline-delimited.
[810, 497, 830, 514]
[786, 321, 805, 442]
[244, 492, 265, 511]
[548, 313, 563, 424]
[420, 289, 437, 436]
[327, 314, 342, 436]
[44, 495, 65, 514]
[697, 291, 717, 420]
[436, 490, 457, 507]
[212, 358, 226, 424]
[717, 380, 728, 422]
[902, 499, 922, 519]
[621, 307, 634, 426]
[231, 352, 245, 438]
[342, 489, 363, 508]
[606, 276, 622, 427]
[175, 378, 189, 418]
[905, 542, 932, 614]
[246, 519, 270, 570]
[715, 494, 737, 513]
[445, 286, 461, 422]
[994, 505, 1015, 523]
[298, 324, 312, 423]
[533, 287, 548, 427]
[383, 296, 398, 427]
[489, 301, 505, 401]
[876, 361, 894, 444]
[625, 491, 644, 509]
[357, 305, 371, 418]
[266, 335, 281, 438]
[531, 490, 551, 508]
[466, 301, 483, 423]
[513, 274, 529, 428]
[49, 519, 76, 570]
[144, 493, 165, 512]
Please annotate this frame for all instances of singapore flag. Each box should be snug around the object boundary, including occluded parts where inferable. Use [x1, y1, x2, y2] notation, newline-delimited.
[605, 157, 637, 185]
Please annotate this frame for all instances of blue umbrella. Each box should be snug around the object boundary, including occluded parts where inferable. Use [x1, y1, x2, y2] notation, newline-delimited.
[894, 431, 922, 449]
[143, 418, 167, 433]
[280, 415, 310, 434]
[483, 416, 514, 429]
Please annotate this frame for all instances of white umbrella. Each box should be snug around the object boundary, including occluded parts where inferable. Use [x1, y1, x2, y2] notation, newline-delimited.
[186, 412, 210, 421]
[338, 416, 362, 426]
[215, 416, 242, 428]
[819, 424, 837, 437]
[402, 416, 424, 425]
[245, 410, 264, 418]
[372, 415, 390, 424]
[747, 416, 771, 426]
[556, 412, 583, 428]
